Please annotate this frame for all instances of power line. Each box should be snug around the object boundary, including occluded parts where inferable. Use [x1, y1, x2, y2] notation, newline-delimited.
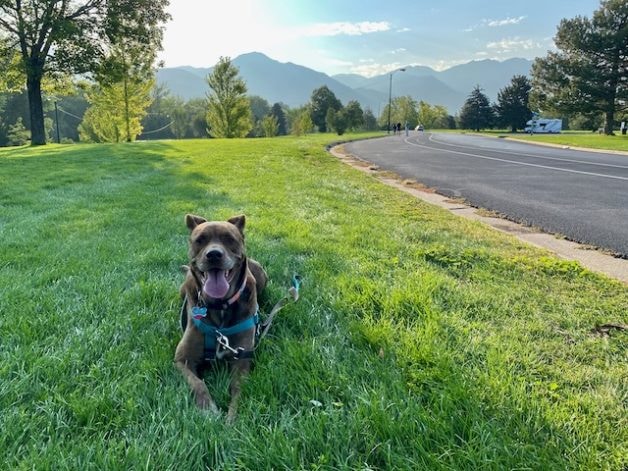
[56, 105, 174, 136]
[141, 121, 173, 135]
[56, 106, 83, 121]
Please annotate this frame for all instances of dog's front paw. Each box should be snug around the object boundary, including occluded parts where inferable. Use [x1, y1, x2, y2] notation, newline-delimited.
[226, 409, 237, 425]
[194, 389, 219, 414]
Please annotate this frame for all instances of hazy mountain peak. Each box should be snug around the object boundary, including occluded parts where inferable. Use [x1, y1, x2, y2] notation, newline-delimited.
[157, 52, 532, 113]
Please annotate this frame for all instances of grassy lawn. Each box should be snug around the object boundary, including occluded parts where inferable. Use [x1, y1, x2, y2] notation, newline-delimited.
[450, 129, 628, 153]
[1, 134, 626, 470]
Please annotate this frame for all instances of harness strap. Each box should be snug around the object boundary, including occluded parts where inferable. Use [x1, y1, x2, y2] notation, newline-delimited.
[192, 309, 259, 351]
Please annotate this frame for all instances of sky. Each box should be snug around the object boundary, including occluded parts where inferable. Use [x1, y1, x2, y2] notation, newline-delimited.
[159, 0, 602, 77]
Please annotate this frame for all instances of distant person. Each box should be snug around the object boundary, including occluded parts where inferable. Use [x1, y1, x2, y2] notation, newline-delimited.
[621, 121, 626, 135]
[397, 122, 402, 134]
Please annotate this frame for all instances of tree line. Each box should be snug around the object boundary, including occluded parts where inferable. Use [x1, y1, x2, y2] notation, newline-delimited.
[0, 0, 625, 146]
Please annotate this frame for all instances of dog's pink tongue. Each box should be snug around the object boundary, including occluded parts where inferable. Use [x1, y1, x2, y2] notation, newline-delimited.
[203, 270, 230, 299]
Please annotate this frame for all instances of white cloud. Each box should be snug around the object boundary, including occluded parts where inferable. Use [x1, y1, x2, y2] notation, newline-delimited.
[350, 61, 404, 77]
[391, 48, 407, 54]
[301, 21, 390, 37]
[396, 27, 411, 33]
[487, 16, 526, 27]
[465, 16, 526, 32]
[486, 37, 539, 53]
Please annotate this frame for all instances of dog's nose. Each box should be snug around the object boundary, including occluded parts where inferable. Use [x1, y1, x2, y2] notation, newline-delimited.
[206, 248, 224, 260]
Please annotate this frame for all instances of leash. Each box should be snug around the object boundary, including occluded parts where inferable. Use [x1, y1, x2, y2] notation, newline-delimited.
[257, 274, 301, 342]
[180, 274, 302, 360]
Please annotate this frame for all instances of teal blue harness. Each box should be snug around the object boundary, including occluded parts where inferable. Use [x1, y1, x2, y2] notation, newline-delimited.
[181, 273, 301, 361]
[191, 307, 259, 360]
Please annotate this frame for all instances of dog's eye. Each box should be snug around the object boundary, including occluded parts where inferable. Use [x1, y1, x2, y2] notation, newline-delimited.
[194, 235, 207, 245]
[221, 234, 237, 246]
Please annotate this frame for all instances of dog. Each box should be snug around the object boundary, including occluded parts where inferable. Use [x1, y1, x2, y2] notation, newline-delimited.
[175, 213, 267, 421]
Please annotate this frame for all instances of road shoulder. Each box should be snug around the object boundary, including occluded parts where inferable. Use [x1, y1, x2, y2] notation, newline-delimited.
[330, 143, 628, 285]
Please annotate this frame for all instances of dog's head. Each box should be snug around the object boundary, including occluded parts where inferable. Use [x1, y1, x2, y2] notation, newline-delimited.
[185, 214, 246, 300]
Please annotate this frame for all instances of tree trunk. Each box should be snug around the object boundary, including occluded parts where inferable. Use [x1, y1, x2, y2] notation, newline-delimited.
[124, 75, 131, 142]
[27, 75, 46, 145]
[605, 110, 615, 135]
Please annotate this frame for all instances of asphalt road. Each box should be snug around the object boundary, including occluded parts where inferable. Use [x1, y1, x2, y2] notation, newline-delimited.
[344, 132, 628, 257]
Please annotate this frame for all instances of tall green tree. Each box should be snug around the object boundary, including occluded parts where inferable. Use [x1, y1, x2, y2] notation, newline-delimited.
[418, 101, 449, 129]
[310, 85, 341, 132]
[78, 77, 153, 143]
[98, 43, 157, 142]
[289, 105, 313, 136]
[494, 75, 532, 132]
[459, 85, 494, 131]
[0, 0, 170, 145]
[206, 57, 252, 138]
[344, 100, 364, 131]
[261, 115, 278, 137]
[326, 107, 349, 135]
[531, 0, 627, 134]
[362, 108, 377, 131]
[269, 102, 287, 136]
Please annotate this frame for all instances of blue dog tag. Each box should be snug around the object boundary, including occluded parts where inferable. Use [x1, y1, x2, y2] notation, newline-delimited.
[192, 306, 207, 319]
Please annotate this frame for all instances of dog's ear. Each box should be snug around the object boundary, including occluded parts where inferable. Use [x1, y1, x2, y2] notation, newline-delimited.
[228, 214, 246, 234]
[185, 214, 207, 231]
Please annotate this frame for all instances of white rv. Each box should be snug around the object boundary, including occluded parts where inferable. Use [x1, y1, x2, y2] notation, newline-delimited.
[525, 118, 562, 134]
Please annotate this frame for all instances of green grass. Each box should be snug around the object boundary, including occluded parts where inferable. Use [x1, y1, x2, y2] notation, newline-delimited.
[1, 134, 626, 470]
[449, 129, 628, 152]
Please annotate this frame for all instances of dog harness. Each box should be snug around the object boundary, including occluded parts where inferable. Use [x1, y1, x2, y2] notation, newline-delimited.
[181, 274, 302, 361]
[192, 307, 259, 360]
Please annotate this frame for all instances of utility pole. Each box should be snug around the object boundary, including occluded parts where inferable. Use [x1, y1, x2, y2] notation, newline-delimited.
[54, 101, 60, 143]
[387, 68, 406, 134]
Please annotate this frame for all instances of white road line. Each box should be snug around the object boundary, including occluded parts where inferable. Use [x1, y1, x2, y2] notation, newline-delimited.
[427, 133, 628, 169]
[403, 136, 628, 182]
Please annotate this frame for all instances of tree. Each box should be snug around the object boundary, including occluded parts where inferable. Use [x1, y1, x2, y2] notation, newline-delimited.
[494, 75, 532, 132]
[459, 85, 494, 131]
[326, 107, 348, 135]
[380, 96, 419, 129]
[206, 57, 252, 138]
[0, 0, 170, 145]
[248, 95, 271, 137]
[531, 0, 627, 134]
[362, 108, 377, 131]
[310, 85, 341, 132]
[261, 115, 278, 137]
[6, 116, 29, 145]
[99, 43, 157, 142]
[418, 101, 449, 129]
[290, 106, 313, 136]
[186, 98, 209, 138]
[78, 77, 153, 142]
[344, 100, 364, 131]
[270, 103, 287, 136]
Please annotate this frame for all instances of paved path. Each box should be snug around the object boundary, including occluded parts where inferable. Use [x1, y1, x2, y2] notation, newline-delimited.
[344, 132, 628, 257]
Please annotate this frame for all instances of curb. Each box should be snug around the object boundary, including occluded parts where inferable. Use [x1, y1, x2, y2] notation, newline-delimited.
[329, 143, 628, 285]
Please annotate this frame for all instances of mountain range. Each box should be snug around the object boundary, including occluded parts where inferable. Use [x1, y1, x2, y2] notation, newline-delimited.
[156, 52, 533, 115]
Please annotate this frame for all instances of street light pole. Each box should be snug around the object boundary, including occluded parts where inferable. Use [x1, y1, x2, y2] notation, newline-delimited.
[387, 67, 406, 134]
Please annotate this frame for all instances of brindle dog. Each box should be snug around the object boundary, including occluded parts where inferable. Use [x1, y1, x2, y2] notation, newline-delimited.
[175, 214, 267, 421]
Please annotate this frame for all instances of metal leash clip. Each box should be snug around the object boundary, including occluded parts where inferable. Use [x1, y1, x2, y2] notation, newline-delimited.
[216, 332, 244, 359]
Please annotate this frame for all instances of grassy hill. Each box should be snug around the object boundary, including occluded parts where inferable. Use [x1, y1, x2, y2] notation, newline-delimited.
[0, 135, 626, 469]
